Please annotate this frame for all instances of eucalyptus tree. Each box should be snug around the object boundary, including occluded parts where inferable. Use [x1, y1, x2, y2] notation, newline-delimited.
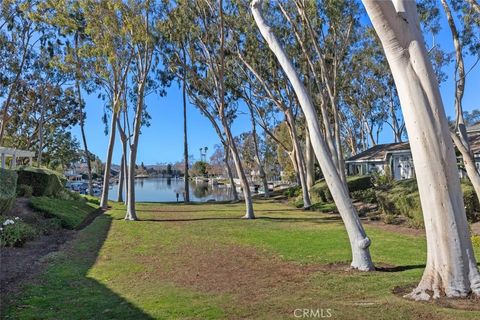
[70, 0, 134, 209]
[3, 79, 79, 162]
[251, 0, 374, 271]
[341, 28, 392, 151]
[43, 3, 96, 194]
[164, 0, 253, 217]
[124, 0, 162, 221]
[231, 4, 312, 206]
[0, 0, 50, 145]
[363, 0, 480, 299]
[440, 0, 480, 199]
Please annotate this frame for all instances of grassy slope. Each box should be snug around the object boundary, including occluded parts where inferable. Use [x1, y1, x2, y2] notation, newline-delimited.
[29, 197, 99, 229]
[3, 200, 480, 320]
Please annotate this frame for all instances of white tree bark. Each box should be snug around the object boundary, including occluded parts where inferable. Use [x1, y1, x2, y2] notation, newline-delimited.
[117, 153, 125, 203]
[100, 109, 118, 209]
[249, 108, 269, 198]
[223, 120, 255, 219]
[251, 0, 374, 271]
[286, 110, 311, 208]
[305, 126, 315, 190]
[224, 146, 239, 201]
[125, 81, 147, 221]
[363, 0, 480, 299]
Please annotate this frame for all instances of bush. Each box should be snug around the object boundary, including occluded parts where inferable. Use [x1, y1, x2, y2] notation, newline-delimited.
[16, 167, 65, 197]
[351, 189, 377, 204]
[310, 175, 373, 203]
[376, 179, 480, 227]
[0, 168, 17, 215]
[372, 168, 393, 187]
[16, 184, 33, 197]
[283, 186, 301, 198]
[0, 216, 35, 247]
[462, 183, 480, 222]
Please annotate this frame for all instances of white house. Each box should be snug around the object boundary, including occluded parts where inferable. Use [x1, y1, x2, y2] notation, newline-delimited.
[346, 127, 480, 180]
[345, 142, 414, 180]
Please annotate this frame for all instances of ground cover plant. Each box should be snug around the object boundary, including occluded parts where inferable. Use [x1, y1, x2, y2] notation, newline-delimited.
[29, 197, 99, 229]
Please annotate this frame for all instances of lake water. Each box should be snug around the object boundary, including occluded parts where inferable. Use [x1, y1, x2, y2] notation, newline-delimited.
[108, 177, 234, 202]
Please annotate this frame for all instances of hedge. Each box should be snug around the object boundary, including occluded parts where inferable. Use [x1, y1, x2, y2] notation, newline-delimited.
[0, 168, 17, 214]
[16, 167, 66, 197]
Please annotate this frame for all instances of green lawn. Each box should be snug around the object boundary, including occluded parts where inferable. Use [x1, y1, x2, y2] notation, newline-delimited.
[29, 196, 100, 229]
[3, 200, 480, 319]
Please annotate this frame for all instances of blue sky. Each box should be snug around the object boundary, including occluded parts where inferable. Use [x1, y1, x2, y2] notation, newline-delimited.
[71, 13, 480, 165]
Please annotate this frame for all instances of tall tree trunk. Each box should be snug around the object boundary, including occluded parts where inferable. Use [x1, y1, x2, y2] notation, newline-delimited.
[182, 48, 190, 204]
[363, 0, 480, 299]
[451, 132, 480, 198]
[286, 110, 311, 208]
[224, 146, 239, 201]
[99, 109, 118, 209]
[252, 0, 374, 270]
[76, 82, 94, 196]
[249, 108, 269, 198]
[220, 0, 253, 218]
[305, 126, 315, 190]
[125, 83, 146, 221]
[122, 147, 128, 206]
[74, 34, 93, 196]
[223, 120, 255, 219]
[441, 0, 480, 202]
[117, 153, 124, 203]
[37, 105, 45, 167]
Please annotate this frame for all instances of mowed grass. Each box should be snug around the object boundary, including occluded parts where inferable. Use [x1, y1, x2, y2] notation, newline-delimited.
[3, 200, 480, 319]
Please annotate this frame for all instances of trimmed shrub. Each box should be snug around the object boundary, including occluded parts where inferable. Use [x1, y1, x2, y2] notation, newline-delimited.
[16, 184, 33, 197]
[0, 168, 17, 215]
[0, 216, 35, 247]
[16, 167, 65, 197]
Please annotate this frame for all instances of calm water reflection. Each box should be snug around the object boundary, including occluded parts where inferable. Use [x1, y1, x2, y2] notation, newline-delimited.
[108, 177, 234, 202]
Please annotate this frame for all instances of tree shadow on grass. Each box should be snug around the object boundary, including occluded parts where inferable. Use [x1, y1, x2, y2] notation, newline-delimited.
[133, 215, 342, 224]
[2, 215, 154, 320]
[375, 264, 426, 272]
[137, 208, 303, 213]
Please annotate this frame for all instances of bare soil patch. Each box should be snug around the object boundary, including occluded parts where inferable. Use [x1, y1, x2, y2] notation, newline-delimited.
[170, 243, 322, 298]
